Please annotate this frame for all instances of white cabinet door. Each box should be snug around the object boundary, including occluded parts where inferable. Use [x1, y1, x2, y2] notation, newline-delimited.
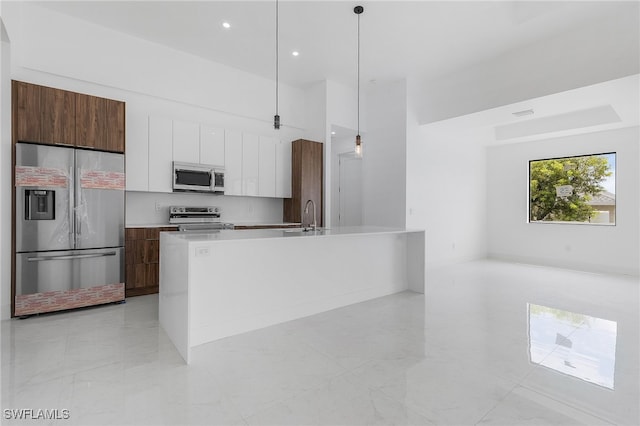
[224, 130, 243, 196]
[276, 139, 292, 198]
[258, 136, 276, 198]
[242, 133, 260, 196]
[125, 109, 149, 191]
[172, 120, 200, 164]
[148, 116, 173, 193]
[200, 125, 225, 166]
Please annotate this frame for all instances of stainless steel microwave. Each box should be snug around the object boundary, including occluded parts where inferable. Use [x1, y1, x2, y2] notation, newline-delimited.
[173, 162, 225, 194]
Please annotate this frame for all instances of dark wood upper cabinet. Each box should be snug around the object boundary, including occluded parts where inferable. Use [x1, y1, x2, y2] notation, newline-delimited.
[13, 81, 42, 144]
[284, 139, 323, 227]
[76, 94, 125, 152]
[105, 99, 126, 153]
[75, 93, 104, 150]
[41, 86, 76, 146]
[12, 81, 125, 153]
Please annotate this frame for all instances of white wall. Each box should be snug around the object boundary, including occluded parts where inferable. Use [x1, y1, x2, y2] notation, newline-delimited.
[406, 124, 488, 269]
[487, 126, 639, 276]
[362, 79, 407, 228]
[303, 81, 327, 143]
[126, 192, 284, 226]
[0, 17, 12, 319]
[326, 80, 357, 131]
[324, 80, 359, 228]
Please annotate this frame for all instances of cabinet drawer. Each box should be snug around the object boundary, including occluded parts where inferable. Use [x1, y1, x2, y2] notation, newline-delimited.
[125, 228, 147, 241]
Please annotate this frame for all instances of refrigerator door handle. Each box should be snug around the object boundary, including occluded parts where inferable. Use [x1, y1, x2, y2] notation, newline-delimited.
[75, 166, 82, 237]
[27, 251, 117, 262]
[69, 166, 75, 245]
[26, 191, 31, 220]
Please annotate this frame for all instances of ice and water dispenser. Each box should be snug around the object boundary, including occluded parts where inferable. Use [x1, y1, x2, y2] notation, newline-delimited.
[24, 189, 55, 221]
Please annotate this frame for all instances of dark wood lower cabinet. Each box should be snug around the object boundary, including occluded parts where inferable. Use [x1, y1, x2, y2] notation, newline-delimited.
[125, 227, 176, 297]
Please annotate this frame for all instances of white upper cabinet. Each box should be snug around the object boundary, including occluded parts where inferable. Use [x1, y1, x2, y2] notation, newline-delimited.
[200, 125, 225, 166]
[143, 115, 291, 198]
[224, 130, 243, 196]
[242, 133, 260, 196]
[172, 120, 200, 164]
[276, 139, 292, 198]
[259, 136, 277, 198]
[125, 109, 149, 191]
[148, 116, 173, 193]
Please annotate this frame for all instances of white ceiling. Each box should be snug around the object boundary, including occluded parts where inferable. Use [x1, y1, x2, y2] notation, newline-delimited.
[33, 1, 637, 89]
[422, 75, 640, 145]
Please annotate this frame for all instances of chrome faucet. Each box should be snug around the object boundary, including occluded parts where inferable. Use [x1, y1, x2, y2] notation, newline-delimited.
[303, 199, 317, 231]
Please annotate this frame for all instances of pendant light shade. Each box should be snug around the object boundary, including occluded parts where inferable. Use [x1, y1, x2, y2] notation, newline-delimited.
[274, 0, 281, 129]
[354, 5, 364, 157]
[355, 135, 362, 157]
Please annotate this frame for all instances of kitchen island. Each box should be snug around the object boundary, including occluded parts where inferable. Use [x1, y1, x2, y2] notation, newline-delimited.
[159, 226, 425, 363]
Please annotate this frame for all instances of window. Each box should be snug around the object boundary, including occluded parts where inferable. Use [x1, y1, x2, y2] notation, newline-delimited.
[529, 152, 616, 224]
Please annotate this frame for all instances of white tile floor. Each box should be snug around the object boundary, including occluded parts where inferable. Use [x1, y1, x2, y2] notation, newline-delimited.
[1, 260, 638, 425]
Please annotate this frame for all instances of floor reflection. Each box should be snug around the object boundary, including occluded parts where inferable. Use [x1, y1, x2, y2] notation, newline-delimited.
[528, 304, 617, 389]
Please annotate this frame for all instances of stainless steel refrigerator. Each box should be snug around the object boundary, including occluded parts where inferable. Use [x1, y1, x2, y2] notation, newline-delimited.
[14, 142, 125, 316]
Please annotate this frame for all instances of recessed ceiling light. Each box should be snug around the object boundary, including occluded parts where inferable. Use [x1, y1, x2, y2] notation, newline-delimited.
[331, 131, 336, 135]
[292, 51, 299, 57]
[222, 22, 231, 29]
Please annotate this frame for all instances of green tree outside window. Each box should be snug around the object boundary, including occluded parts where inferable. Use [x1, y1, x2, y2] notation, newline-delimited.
[529, 153, 614, 223]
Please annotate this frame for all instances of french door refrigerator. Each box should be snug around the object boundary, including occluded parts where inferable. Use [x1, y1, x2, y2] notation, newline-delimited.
[14, 142, 125, 317]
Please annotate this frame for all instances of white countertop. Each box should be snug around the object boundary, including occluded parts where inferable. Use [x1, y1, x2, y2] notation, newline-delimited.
[126, 223, 179, 228]
[163, 226, 423, 243]
[126, 222, 301, 228]
[232, 222, 302, 227]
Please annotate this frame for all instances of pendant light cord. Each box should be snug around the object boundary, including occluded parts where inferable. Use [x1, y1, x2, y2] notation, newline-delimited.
[357, 10, 360, 136]
[275, 0, 279, 117]
[273, 0, 281, 129]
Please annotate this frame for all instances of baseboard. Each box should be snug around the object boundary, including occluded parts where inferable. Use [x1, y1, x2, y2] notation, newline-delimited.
[487, 253, 639, 277]
[426, 253, 488, 271]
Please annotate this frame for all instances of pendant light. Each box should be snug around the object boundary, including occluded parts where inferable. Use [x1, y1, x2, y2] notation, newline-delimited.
[274, 0, 281, 129]
[354, 5, 364, 157]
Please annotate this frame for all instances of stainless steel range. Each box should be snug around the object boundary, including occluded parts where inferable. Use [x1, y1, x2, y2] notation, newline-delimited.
[169, 206, 234, 232]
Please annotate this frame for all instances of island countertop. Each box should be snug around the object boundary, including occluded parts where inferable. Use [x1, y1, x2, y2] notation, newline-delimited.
[162, 226, 423, 243]
[159, 225, 425, 363]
